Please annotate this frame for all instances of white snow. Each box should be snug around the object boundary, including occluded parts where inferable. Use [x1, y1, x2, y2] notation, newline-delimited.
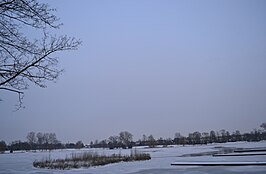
[213, 152, 266, 156]
[171, 161, 266, 166]
[0, 141, 266, 174]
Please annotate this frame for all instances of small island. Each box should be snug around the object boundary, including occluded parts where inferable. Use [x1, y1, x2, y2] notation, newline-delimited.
[33, 151, 151, 170]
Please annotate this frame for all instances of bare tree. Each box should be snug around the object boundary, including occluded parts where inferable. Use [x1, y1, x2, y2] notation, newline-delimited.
[36, 132, 43, 145]
[147, 134, 156, 148]
[0, 0, 81, 108]
[260, 123, 266, 131]
[26, 131, 36, 145]
[187, 132, 201, 144]
[219, 129, 227, 142]
[173, 132, 182, 145]
[48, 133, 58, 144]
[108, 135, 119, 144]
[0, 140, 7, 153]
[43, 133, 49, 144]
[119, 131, 133, 148]
[142, 134, 147, 142]
[174, 132, 182, 139]
[209, 130, 216, 143]
[201, 132, 209, 144]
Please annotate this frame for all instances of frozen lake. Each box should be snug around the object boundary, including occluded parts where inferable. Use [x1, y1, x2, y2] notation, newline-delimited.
[1, 141, 266, 174]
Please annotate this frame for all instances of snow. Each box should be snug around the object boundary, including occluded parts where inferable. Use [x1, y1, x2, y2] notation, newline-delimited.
[171, 161, 266, 166]
[0, 141, 266, 174]
[213, 152, 266, 156]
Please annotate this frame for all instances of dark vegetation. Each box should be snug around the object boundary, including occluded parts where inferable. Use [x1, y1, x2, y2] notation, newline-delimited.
[0, 140, 6, 153]
[0, 123, 266, 153]
[33, 150, 151, 170]
[91, 123, 266, 148]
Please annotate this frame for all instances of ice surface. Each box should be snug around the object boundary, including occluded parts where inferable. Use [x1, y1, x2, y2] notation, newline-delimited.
[0, 141, 266, 174]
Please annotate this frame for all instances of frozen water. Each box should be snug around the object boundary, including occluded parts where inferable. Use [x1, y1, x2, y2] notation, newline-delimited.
[0, 141, 266, 174]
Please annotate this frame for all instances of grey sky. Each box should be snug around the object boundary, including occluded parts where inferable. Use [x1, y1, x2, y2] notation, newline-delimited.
[1, 0, 266, 144]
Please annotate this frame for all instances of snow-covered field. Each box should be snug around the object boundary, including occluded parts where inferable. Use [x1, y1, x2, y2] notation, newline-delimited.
[1, 141, 266, 174]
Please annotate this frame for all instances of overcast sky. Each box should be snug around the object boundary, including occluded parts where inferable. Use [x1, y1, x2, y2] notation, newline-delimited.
[1, 0, 266, 144]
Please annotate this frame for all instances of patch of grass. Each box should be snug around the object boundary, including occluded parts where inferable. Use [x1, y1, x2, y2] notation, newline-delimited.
[33, 150, 151, 170]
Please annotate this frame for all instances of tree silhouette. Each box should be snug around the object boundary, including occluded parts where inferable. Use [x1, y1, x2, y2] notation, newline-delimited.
[119, 131, 133, 148]
[0, 0, 81, 108]
[0, 140, 6, 153]
[260, 123, 266, 131]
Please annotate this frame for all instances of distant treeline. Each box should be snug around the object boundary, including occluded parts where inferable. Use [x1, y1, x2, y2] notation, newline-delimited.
[0, 132, 85, 153]
[1, 123, 266, 153]
[88, 123, 266, 149]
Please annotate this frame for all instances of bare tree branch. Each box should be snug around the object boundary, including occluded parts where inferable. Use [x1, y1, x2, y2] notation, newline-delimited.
[0, 0, 81, 109]
[0, 87, 23, 94]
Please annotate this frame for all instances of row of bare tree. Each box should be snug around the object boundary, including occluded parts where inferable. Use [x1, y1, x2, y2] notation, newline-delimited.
[90, 131, 134, 149]
[1, 123, 266, 153]
[91, 123, 266, 149]
[0, 132, 62, 152]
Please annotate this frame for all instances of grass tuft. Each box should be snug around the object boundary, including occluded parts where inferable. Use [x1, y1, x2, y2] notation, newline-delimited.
[33, 150, 151, 170]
